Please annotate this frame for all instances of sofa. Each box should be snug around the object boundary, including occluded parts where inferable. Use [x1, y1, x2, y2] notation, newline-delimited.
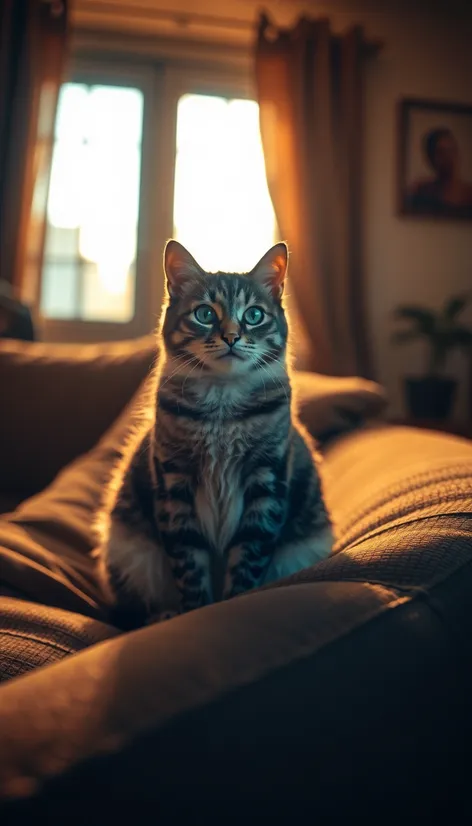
[0, 336, 471, 824]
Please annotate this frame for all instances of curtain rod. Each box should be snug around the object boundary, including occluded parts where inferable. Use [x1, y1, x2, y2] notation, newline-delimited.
[76, 3, 383, 52]
[76, 2, 254, 31]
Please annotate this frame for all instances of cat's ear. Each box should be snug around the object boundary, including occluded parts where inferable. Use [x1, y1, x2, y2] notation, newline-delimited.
[164, 240, 203, 297]
[249, 242, 288, 299]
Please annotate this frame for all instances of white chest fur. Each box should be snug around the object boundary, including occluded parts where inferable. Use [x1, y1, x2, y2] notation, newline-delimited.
[194, 421, 245, 554]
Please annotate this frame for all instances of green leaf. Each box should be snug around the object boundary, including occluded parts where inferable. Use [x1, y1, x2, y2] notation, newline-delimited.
[447, 327, 472, 347]
[391, 330, 420, 344]
[394, 306, 436, 334]
[444, 293, 470, 320]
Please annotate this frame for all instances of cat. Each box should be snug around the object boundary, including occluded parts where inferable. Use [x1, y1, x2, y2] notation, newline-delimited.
[97, 240, 333, 626]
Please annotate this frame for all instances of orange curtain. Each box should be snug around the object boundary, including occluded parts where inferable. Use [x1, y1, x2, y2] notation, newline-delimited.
[255, 14, 376, 378]
[0, 0, 69, 303]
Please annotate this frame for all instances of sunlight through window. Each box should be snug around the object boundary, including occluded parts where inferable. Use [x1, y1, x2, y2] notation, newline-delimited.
[41, 83, 143, 322]
[173, 94, 278, 272]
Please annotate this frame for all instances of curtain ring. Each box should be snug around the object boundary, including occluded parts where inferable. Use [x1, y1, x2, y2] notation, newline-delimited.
[259, 12, 278, 43]
[51, 1, 65, 18]
[41, 0, 65, 18]
[265, 25, 279, 43]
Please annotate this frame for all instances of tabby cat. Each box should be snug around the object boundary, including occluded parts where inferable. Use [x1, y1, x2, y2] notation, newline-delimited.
[97, 240, 332, 626]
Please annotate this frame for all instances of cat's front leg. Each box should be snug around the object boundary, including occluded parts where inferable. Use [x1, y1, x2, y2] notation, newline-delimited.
[223, 481, 285, 599]
[162, 531, 212, 613]
[157, 478, 213, 612]
[146, 608, 180, 625]
[223, 539, 276, 600]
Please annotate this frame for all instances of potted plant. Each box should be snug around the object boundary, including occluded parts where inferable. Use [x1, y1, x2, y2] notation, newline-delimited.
[392, 293, 472, 420]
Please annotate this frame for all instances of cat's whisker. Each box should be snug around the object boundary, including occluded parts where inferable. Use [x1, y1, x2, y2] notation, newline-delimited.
[159, 354, 201, 389]
[258, 369, 269, 400]
[182, 355, 206, 395]
[160, 353, 196, 382]
[253, 360, 272, 400]
[258, 358, 290, 402]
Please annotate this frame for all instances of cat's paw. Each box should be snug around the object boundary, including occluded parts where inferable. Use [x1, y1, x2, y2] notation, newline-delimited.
[146, 609, 180, 626]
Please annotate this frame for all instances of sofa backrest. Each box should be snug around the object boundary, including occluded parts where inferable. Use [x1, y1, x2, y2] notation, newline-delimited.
[0, 337, 157, 498]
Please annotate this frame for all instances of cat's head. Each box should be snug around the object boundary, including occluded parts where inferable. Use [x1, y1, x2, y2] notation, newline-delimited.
[161, 240, 289, 378]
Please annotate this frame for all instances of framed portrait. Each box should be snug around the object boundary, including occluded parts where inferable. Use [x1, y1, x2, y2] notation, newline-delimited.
[397, 98, 472, 219]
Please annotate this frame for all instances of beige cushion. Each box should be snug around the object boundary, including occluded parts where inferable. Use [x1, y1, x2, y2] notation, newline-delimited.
[295, 370, 387, 438]
[0, 336, 157, 497]
[0, 596, 119, 682]
[0, 384, 148, 618]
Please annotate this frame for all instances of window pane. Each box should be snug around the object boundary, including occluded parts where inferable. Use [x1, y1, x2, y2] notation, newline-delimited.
[47, 141, 88, 229]
[41, 262, 79, 319]
[54, 83, 89, 141]
[173, 94, 277, 272]
[82, 261, 135, 322]
[41, 82, 144, 323]
[44, 225, 80, 258]
[87, 86, 143, 147]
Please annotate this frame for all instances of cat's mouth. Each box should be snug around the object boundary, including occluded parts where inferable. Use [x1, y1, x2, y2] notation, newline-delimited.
[217, 351, 245, 361]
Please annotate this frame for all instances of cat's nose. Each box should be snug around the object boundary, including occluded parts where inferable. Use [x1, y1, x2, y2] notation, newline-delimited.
[222, 332, 241, 348]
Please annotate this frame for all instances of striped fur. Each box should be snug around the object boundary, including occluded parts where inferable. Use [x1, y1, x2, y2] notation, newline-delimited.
[98, 241, 332, 625]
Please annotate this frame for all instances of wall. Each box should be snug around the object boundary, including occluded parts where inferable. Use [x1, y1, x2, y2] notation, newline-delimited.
[75, 1, 472, 419]
[361, 9, 472, 419]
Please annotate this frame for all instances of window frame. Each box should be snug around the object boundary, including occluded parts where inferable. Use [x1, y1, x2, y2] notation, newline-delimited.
[39, 57, 162, 342]
[39, 50, 258, 342]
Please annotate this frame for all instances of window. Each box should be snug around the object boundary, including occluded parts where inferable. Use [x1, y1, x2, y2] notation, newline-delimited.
[173, 94, 277, 272]
[41, 82, 144, 323]
[40, 64, 279, 339]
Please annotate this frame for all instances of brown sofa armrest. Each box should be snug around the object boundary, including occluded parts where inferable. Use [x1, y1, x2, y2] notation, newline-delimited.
[0, 577, 470, 823]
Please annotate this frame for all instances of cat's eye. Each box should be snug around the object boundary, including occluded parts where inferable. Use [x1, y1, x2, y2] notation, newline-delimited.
[243, 306, 265, 326]
[194, 304, 216, 325]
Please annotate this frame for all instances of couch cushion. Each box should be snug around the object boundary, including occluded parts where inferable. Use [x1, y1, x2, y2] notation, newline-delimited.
[265, 425, 472, 594]
[295, 370, 386, 441]
[0, 336, 157, 498]
[0, 597, 119, 683]
[0, 380, 152, 619]
[323, 424, 472, 549]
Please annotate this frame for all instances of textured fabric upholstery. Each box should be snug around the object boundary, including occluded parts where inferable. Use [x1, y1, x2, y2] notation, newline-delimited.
[0, 411, 133, 620]
[295, 425, 472, 591]
[324, 424, 472, 545]
[0, 336, 157, 499]
[295, 370, 386, 439]
[0, 598, 118, 683]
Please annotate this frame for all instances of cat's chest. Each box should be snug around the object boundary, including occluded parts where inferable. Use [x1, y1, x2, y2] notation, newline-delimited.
[194, 426, 245, 553]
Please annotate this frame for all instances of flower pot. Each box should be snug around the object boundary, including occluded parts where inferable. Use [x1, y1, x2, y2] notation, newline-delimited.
[404, 376, 457, 420]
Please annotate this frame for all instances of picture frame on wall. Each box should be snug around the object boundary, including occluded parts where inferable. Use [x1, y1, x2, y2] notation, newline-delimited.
[397, 98, 472, 220]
